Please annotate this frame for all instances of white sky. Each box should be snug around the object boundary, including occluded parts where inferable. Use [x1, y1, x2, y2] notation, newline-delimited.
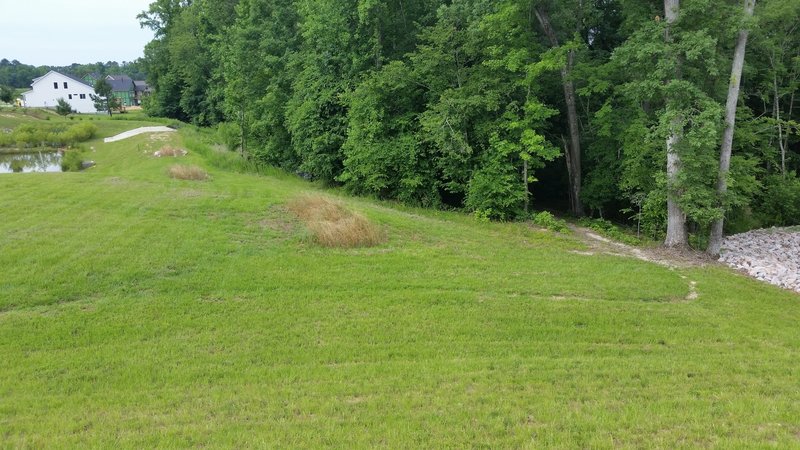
[0, 0, 155, 66]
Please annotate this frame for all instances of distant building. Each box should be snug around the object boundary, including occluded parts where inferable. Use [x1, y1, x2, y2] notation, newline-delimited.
[82, 73, 150, 107]
[133, 80, 151, 106]
[21, 70, 97, 113]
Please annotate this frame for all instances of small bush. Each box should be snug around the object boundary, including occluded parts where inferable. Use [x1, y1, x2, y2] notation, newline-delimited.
[168, 165, 209, 180]
[61, 149, 85, 172]
[578, 217, 642, 245]
[2, 122, 97, 148]
[9, 159, 25, 173]
[287, 195, 385, 248]
[217, 122, 241, 152]
[533, 211, 569, 233]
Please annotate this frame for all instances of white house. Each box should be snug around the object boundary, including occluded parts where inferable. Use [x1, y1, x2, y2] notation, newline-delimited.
[22, 71, 97, 113]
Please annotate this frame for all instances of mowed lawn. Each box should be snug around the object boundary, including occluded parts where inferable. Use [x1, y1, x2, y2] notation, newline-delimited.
[0, 114, 798, 448]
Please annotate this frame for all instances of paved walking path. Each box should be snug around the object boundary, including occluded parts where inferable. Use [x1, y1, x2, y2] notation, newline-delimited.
[103, 126, 175, 143]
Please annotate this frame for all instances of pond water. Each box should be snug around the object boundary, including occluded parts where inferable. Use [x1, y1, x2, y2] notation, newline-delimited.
[0, 151, 63, 174]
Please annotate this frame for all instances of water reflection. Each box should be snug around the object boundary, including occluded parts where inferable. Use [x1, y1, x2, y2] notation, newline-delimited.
[0, 151, 63, 174]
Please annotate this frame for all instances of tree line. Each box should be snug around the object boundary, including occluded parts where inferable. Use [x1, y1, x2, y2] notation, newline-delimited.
[138, 0, 800, 252]
[0, 59, 146, 89]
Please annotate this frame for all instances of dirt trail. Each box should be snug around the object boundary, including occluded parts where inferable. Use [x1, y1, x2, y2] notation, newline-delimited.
[568, 225, 711, 301]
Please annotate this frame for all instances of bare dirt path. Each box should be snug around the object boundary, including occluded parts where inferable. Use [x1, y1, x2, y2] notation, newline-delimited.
[568, 225, 713, 301]
[103, 126, 175, 143]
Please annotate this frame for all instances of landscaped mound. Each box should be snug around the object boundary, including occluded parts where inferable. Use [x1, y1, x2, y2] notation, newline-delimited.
[287, 195, 385, 248]
[168, 164, 208, 181]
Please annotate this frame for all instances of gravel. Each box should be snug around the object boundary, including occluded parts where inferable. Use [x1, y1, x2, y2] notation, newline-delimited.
[719, 228, 800, 293]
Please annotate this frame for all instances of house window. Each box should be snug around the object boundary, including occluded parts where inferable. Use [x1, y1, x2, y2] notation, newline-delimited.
[79, 94, 86, 99]
[53, 82, 58, 89]
[64, 82, 68, 88]
[68, 94, 73, 99]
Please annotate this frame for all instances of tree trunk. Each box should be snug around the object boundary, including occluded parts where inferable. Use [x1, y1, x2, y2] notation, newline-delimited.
[534, 7, 584, 216]
[664, 0, 688, 248]
[708, 0, 756, 256]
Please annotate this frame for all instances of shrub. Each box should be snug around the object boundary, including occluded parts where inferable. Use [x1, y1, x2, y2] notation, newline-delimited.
[2, 122, 97, 148]
[287, 195, 385, 248]
[217, 122, 241, 152]
[578, 217, 642, 245]
[168, 165, 209, 180]
[756, 173, 800, 226]
[533, 211, 569, 233]
[61, 149, 85, 172]
[9, 159, 25, 173]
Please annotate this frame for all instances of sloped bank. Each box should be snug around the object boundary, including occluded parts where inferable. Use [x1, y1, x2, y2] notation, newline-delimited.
[720, 228, 800, 293]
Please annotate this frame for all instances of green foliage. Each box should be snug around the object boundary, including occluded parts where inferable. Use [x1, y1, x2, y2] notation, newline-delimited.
[136, 0, 800, 235]
[216, 122, 241, 152]
[55, 98, 74, 116]
[532, 211, 569, 233]
[0, 85, 14, 104]
[60, 149, 85, 172]
[578, 217, 642, 245]
[0, 122, 97, 148]
[756, 173, 800, 226]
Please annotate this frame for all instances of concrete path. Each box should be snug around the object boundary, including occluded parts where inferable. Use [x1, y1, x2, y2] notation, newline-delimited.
[103, 126, 176, 143]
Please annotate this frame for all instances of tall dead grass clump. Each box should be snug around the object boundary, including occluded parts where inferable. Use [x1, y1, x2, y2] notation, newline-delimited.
[287, 195, 385, 248]
[168, 165, 208, 181]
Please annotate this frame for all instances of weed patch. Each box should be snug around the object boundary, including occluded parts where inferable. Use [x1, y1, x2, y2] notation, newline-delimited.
[533, 211, 569, 233]
[168, 165, 208, 181]
[287, 195, 385, 248]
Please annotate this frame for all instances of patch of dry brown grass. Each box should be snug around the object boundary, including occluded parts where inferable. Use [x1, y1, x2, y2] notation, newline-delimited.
[287, 195, 385, 248]
[154, 146, 188, 157]
[168, 165, 209, 181]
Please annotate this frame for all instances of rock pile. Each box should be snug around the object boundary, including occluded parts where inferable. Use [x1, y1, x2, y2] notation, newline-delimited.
[719, 228, 800, 293]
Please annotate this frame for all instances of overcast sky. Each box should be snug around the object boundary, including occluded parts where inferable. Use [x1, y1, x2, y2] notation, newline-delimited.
[0, 0, 154, 66]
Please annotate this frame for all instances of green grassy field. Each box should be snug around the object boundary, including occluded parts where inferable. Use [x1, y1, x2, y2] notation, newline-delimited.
[0, 112, 798, 448]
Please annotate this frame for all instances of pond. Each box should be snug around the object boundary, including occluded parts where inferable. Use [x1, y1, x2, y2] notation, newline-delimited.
[0, 151, 63, 174]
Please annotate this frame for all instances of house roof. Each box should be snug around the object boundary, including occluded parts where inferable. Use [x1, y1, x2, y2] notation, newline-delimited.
[62, 72, 93, 87]
[106, 74, 134, 93]
[30, 70, 94, 89]
[133, 80, 150, 92]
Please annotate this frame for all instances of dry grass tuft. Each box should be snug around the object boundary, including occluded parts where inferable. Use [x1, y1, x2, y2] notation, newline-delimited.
[154, 146, 188, 157]
[168, 165, 209, 181]
[287, 195, 385, 248]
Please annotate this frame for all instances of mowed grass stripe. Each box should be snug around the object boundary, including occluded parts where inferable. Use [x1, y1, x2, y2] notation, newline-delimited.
[0, 112, 798, 447]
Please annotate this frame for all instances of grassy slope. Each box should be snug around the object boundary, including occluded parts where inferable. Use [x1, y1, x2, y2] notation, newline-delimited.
[0, 113, 798, 448]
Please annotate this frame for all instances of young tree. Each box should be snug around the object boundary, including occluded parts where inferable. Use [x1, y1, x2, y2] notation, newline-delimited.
[55, 98, 74, 116]
[91, 78, 114, 116]
[708, 0, 757, 256]
[0, 85, 14, 104]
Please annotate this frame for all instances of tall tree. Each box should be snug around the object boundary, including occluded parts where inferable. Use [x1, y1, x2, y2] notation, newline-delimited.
[663, 0, 688, 247]
[533, 1, 585, 216]
[708, 0, 756, 256]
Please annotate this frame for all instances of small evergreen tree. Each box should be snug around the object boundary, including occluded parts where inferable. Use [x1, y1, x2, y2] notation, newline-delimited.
[55, 98, 74, 116]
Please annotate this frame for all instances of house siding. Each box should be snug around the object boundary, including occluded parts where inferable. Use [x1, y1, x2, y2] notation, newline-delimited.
[22, 71, 97, 113]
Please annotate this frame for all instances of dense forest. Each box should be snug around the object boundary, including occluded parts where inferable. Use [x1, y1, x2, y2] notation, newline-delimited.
[138, 0, 799, 252]
[0, 59, 146, 88]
